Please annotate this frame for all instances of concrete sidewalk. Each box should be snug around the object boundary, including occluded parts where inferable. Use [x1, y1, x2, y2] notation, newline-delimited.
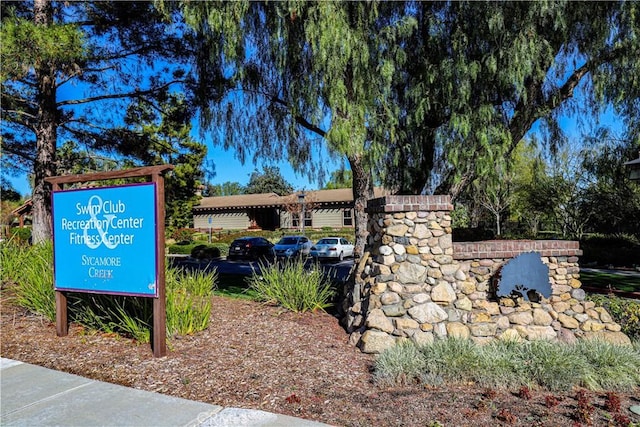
[1, 358, 329, 427]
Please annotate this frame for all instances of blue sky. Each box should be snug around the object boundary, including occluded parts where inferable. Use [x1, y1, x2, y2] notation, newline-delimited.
[204, 143, 341, 192]
[6, 128, 341, 197]
[7, 146, 337, 197]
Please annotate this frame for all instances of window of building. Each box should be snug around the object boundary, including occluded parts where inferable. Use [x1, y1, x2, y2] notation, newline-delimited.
[292, 211, 312, 228]
[343, 209, 353, 226]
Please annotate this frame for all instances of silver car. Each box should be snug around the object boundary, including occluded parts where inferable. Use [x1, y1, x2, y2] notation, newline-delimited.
[310, 237, 354, 261]
[273, 235, 312, 259]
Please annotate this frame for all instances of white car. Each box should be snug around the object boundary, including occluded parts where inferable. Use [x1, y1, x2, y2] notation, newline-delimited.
[310, 237, 354, 261]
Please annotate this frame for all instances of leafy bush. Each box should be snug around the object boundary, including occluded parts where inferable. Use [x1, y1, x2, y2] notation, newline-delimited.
[168, 243, 228, 258]
[580, 233, 640, 267]
[452, 227, 495, 242]
[587, 294, 640, 340]
[190, 244, 224, 259]
[170, 228, 197, 244]
[374, 338, 640, 392]
[246, 258, 335, 313]
[167, 243, 195, 254]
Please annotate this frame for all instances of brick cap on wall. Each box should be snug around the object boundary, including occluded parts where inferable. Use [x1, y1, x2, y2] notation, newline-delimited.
[367, 195, 453, 213]
[453, 240, 582, 260]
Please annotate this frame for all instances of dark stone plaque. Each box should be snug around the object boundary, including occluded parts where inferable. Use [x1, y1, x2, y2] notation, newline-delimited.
[496, 252, 552, 302]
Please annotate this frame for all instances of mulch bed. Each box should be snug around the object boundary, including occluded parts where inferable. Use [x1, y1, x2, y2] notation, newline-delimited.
[2, 291, 639, 426]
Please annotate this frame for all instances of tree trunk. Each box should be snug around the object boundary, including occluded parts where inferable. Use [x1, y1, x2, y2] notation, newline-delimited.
[348, 153, 373, 260]
[31, 0, 57, 243]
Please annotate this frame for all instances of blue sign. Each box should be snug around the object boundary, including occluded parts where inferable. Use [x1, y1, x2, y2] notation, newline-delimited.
[52, 183, 158, 296]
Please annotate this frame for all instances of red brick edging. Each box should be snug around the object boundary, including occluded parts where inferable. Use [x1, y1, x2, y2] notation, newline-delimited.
[453, 240, 582, 260]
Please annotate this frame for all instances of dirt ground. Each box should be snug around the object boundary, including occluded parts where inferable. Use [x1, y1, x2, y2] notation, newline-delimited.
[1, 292, 639, 427]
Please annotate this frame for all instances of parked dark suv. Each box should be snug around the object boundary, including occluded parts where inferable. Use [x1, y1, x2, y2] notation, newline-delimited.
[227, 237, 274, 261]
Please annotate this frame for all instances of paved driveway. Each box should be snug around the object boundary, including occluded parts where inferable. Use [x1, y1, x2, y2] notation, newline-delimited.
[169, 255, 354, 284]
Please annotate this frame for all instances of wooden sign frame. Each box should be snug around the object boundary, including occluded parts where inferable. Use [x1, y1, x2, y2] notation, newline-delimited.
[45, 165, 174, 357]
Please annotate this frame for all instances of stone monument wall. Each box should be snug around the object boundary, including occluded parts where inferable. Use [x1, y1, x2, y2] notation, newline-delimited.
[343, 195, 630, 354]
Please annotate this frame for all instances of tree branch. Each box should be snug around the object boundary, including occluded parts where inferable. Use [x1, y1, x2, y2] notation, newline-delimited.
[56, 80, 185, 107]
[270, 96, 328, 138]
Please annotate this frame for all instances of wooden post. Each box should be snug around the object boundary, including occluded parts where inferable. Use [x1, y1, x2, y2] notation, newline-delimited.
[52, 182, 69, 337]
[152, 172, 167, 357]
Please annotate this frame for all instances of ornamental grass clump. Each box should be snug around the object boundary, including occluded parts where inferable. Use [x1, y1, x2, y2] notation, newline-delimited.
[247, 258, 335, 313]
[520, 339, 587, 391]
[3, 241, 57, 321]
[165, 266, 216, 337]
[573, 338, 640, 391]
[474, 339, 530, 389]
[1, 238, 216, 343]
[418, 338, 482, 385]
[374, 342, 427, 386]
[374, 337, 640, 392]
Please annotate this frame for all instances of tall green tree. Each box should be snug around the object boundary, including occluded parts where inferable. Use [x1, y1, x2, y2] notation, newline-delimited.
[323, 169, 353, 190]
[1, 1, 199, 242]
[244, 166, 293, 196]
[176, 1, 413, 256]
[121, 95, 207, 228]
[382, 1, 640, 199]
[176, 0, 639, 257]
[508, 138, 550, 237]
[202, 181, 245, 197]
[580, 129, 640, 236]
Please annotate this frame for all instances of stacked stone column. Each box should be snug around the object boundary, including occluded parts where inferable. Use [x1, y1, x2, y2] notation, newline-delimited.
[343, 195, 629, 354]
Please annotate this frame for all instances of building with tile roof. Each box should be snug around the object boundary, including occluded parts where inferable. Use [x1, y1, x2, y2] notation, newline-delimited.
[193, 188, 388, 230]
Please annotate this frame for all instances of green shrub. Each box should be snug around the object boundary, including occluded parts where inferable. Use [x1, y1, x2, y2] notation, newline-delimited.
[246, 258, 335, 313]
[170, 228, 196, 244]
[190, 244, 225, 259]
[168, 243, 195, 255]
[580, 233, 640, 267]
[452, 227, 495, 242]
[168, 243, 228, 258]
[587, 294, 640, 340]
